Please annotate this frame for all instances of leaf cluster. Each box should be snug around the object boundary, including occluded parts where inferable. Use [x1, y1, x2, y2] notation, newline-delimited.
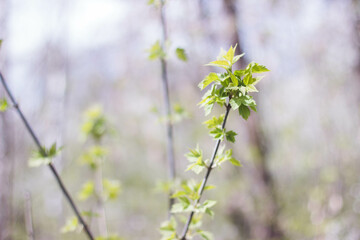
[28, 143, 63, 167]
[198, 45, 269, 119]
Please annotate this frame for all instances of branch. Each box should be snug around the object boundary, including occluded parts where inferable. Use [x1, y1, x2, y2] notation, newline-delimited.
[180, 102, 232, 240]
[159, 0, 176, 215]
[24, 191, 35, 240]
[0, 71, 95, 240]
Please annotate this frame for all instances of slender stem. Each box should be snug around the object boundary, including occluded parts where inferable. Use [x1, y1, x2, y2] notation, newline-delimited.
[24, 191, 35, 240]
[94, 140, 108, 237]
[159, 0, 176, 214]
[180, 103, 232, 240]
[0, 71, 95, 240]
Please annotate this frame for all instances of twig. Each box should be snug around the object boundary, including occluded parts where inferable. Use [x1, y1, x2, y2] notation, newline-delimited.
[180, 103, 232, 240]
[24, 191, 34, 240]
[159, 0, 176, 214]
[0, 71, 95, 240]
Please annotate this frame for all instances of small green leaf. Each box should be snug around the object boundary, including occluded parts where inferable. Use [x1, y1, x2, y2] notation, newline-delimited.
[229, 157, 242, 166]
[28, 143, 63, 167]
[147, 41, 166, 60]
[61, 217, 80, 233]
[205, 60, 230, 69]
[0, 98, 8, 112]
[225, 130, 237, 143]
[197, 230, 213, 240]
[232, 53, 245, 65]
[229, 98, 242, 110]
[103, 179, 121, 200]
[209, 127, 225, 140]
[204, 185, 216, 191]
[251, 63, 270, 73]
[203, 115, 224, 129]
[229, 72, 238, 86]
[78, 181, 94, 201]
[175, 47, 187, 61]
[238, 104, 250, 120]
[198, 73, 220, 90]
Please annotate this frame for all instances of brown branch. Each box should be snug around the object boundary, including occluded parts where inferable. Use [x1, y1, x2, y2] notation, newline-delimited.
[159, 0, 176, 215]
[180, 103, 232, 240]
[0, 71, 95, 240]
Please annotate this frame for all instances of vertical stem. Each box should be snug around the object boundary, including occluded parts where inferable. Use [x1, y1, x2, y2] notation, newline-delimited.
[180, 103, 232, 240]
[0, 72, 95, 240]
[24, 191, 35, 240]
[94, 140, 108, 237]
[159, 0, 176, 214]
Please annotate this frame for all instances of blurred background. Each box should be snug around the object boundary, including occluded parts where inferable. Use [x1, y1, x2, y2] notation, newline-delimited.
[1, 0, 360, 239]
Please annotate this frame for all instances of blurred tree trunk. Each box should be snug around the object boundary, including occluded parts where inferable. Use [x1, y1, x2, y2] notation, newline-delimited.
[222, 0, 285, 239]
[0, 0, 14, 239]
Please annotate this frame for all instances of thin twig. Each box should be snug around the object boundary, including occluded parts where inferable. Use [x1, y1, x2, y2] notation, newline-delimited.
[24, 191, 35, 240]
[0, 71, 95, 240]
[159, 0, 176, 215]
[180, 103, 232, 240]
[94, 140, 108, 237]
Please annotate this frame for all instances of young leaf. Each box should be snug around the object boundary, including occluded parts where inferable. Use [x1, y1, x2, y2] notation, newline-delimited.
[205, 60, 230, 69]
[238, 104, 250, 120]
[61, 216, 81, 233]
[203, 115, 224, 129]
[225, 130, 237, 143]
[0, 97, 8, 112]
[197, 230, 213, 240]
[198, 73, 220, 90]
[229, 157, 242, 166]
[209, 127, 225, 140]
[103, 179, 121, 200]
[251, 63, 270, 73]
[147, 41, 166, 60]
[78, 181, 94, 201]
[176, 48, 188, 62]
[28, 143, 63, 167]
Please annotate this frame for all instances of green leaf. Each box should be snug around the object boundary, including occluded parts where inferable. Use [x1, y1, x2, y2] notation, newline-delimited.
[202, 200, 217, 209]
[238, 104, 250, 120]
[205, 60, 230, 69]
[171, 191, 187, 198]
[185, 145, 202, 162]
[204, 185, 216, 191]
[28, 143, 63, 167]
[225, 130, 237, 143]
[61, 216, 80, 233]
[229, 98, 242, 110]
[251, 63, 270, 73]
[246, 84, 258, 92]
[103, 179, 121, 200]
[82, 105, 108, 140]
[159, 217, 178, 240]
[243, 73, 253, 86]
[147, 41, 166, 60]
[0, 97, 8, 112]
[209, 127, 225, 140]
[229, 72, 238, 86]
[232, 53, 245, 64]
[197, 230, 213, 240]
[203, 115, 224, 129]
[198, 73, 220, 90]
[78, 181, 94, 201]
[175, 47, 187, 61]
[229, 157, 242, 166]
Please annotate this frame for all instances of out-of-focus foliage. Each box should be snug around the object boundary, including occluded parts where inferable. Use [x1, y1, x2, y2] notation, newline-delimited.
[0, 97, 8, 112]
[28, 143, 62, 167]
